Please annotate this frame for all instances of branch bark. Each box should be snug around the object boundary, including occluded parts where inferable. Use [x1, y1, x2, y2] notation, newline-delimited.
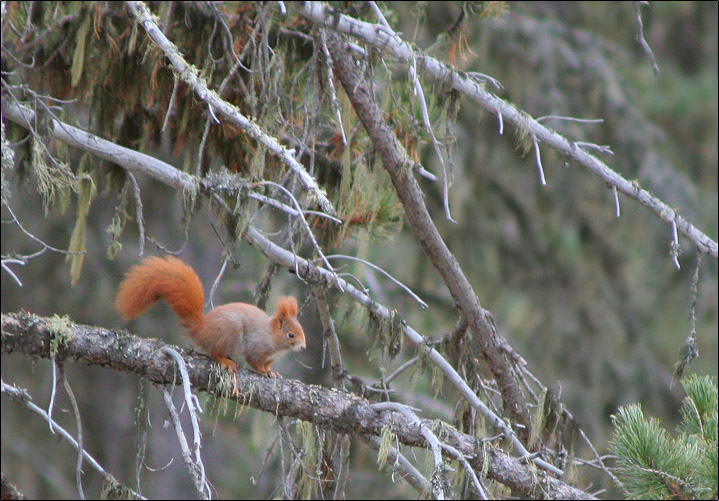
[124, 1, 336, 217]
[1, 311, 593, 500]
[293, 1, 718, 260]
[323, 30, 532, 442]
[4, 96, 555, 472]
[4, 94, 559, 474]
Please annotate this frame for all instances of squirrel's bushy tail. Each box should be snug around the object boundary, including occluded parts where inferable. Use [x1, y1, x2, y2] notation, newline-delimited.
[115, 256, 205, 331]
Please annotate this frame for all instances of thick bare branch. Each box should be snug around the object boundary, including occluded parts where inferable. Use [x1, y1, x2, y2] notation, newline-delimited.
[292, 1, 717, 259]
[124, 1, 336, 217]
[323, 30, 533, 442]
[3, 98, 558, 476]
[1, 311, 593, 500]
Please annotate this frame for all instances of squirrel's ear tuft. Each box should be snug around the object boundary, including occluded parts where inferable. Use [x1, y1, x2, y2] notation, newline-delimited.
[276, 296, 298, 317]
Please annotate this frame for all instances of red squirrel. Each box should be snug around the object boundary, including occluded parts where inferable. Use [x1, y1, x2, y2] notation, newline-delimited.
[115, 256, 306, 378]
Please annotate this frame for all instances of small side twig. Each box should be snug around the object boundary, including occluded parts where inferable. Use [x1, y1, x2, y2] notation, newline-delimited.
[160, 347, 208, 497]
[371, 402, 447, 500]
[537, 116, 604, 125]
[1, 382, 145, 499]
[575, 141, 614, 156]
[254, 180, 342, 291]
[161, 388, 210, 499]
[670, 217, 681, 270]
[326, 254, 428, 308]
[311, 283, 345, 387]
[316, 28, 347, 146]
[632, 1, 660, 75]
[359, 433, 432, 498]
[0, 258, 26, 286]
[531, 134, 547, 186]
[126, 171, 146, 256]
[60, 366, 85, 499]
[612, 185, 621, 218]
[161, 77, 179, 132]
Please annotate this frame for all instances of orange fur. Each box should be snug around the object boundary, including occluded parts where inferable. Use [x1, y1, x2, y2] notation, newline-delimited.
[115, 256, 205, 331]
[115, 256, 306, 377]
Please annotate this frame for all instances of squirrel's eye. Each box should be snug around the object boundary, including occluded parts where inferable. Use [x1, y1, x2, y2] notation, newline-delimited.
[288, 332, 295, 338]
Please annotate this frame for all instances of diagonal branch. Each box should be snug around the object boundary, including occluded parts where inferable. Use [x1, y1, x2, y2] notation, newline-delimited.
[3, 99, 553, 474]
[632, 1, 660, 76]
[2, 381, 144, 499]
[124, 1, 336, 217]
[323, 30, 533, 442]
[292, 1, 717, 260]
[1, 311, 593, 500]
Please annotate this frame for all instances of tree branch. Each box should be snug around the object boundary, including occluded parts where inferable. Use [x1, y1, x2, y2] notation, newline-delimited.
[3, 97, 559, 477]
[124, 0, 336, 217]
[292, 1, 717, 259]
[323, 30, 533, 442]
[1, 381, 142, 499]
[1, 311, 593, 500]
